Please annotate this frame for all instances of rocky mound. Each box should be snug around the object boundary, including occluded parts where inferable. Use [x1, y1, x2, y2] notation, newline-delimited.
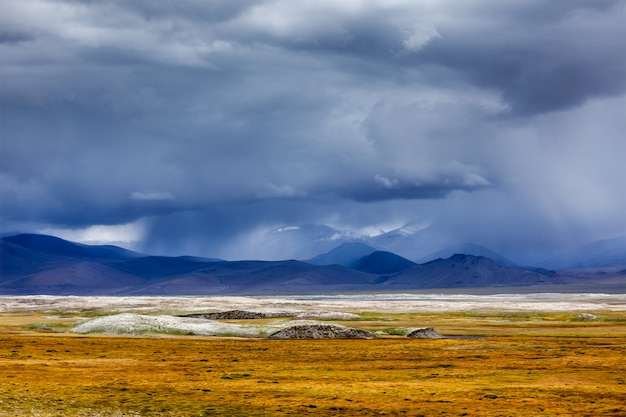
[180, 309, 360, 320]
[70, 314, 371, 338]
[406, 327, 443, 339]
[70, 313, 258, 337]
[268, 323, 374, 339]
[180, 310, 278, 320]
[573, 313, 597, 321]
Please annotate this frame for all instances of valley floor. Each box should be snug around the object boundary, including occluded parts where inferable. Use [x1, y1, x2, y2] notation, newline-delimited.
[0, 294, 625, 416]
[1, 292, 626, 314]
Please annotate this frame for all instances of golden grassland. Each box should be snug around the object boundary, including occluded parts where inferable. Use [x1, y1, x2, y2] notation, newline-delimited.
[0, 310, 625, 417]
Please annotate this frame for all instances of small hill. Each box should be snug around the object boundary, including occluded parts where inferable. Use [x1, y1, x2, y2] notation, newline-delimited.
[267, 323, 374, 339]
[406, 327, 444, 339]
[307, 242, 378, 266]
[70, 313, 259, 337]
[351, 251, 417, 274]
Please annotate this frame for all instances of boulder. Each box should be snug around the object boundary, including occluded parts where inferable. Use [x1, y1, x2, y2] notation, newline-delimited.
[406, 327, 443, 339]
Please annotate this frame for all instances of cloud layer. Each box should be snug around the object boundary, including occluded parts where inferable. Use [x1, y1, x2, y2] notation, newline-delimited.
[2, 0, 626, 262]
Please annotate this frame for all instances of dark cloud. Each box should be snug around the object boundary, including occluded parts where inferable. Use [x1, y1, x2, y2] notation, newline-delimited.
[0, 29, 34, 44]
[435, 1, 626, 115]
[339, 172, 490, 202]
[62, 0, 256, 23]
[1, 0, 625, 262]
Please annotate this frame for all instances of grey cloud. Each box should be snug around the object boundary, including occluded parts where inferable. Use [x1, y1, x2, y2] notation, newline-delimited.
[60, 0, 256, 23]
[419, 1, 626, 115]
[1, 0, 625, 261]
[342, 180, 485, 202]
[239, 0, 626, 115]
[0, 29, 34, 44]
[139, 199, 347, 258]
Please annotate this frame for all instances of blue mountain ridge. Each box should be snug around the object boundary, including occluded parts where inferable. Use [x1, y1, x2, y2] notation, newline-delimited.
[1, 233, 622, 295]
[3, 234, 144, 259]
[539, 236, 626, 269]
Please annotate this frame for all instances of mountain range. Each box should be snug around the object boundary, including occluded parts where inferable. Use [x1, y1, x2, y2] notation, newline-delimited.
[248, 223, 440, 261]
[417, 243, 518, 267]
[539, 236, 626, 269]
[256, 223, 626, 269]
[1, 233, 624, 295]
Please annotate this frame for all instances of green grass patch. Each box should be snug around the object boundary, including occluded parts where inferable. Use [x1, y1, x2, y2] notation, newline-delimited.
[22, 322, 73, 332]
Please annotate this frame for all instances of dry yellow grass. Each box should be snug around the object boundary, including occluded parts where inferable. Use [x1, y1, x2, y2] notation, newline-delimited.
[0, 311, 625, 416]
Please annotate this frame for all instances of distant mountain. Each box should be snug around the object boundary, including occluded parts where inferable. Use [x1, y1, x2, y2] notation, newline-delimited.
[0, 258, 376, 296]
[367, 224, 439, 261]
[224, 222, 626, 271]
[380, 254, 563, 289]
[2, 234, 143, 259]
[540, 236, 626, 269]
[418, 243, 518, 267]
[112, 260, 377, 296]
[0, 234, 375, 295]
[247, 224, 361, 260]
[307, 242, 378, 266]
[1, 233, 620, 295]
[351, 251, 417, 274]
[1, 238, 61, 279]
[241, 223, 444, 262]
[307, 242, 418, 274]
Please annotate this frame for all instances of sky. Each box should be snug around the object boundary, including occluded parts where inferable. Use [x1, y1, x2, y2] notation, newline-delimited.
[1, 0, 626, 263]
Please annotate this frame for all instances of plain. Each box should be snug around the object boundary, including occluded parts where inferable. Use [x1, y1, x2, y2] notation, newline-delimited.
[0, 298, 625, 417]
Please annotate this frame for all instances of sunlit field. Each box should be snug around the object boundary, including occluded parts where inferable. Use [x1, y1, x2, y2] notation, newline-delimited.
[0, 298, 625, 416]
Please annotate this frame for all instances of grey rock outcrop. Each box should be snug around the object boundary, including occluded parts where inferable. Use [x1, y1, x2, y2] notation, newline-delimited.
[573, 313, 597, 321]
[406, 327, 443, 339]
[268, 323, 374, 339]
[179, 310, 360, 320]
[180, 310, 278, 320]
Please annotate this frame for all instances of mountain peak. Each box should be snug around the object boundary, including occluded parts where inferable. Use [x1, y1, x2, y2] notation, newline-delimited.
[385, 253, 563, 289]
[351, 251, 417, 274]
[419, 243, 518, 267]
[307, 242, 378, 266]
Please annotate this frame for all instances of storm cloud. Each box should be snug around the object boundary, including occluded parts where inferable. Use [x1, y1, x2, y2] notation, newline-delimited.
[1, 0, 625, 262]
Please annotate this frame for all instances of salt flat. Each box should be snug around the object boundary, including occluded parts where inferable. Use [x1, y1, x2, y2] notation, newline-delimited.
[1, 293, 624, 313]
